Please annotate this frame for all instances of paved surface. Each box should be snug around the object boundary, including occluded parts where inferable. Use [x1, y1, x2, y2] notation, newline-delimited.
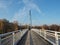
[17, 30, 52, 45]
[31, 30, 52, 45]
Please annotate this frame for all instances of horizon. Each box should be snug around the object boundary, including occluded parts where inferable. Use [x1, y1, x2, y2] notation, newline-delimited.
[0, 0, 60, 26]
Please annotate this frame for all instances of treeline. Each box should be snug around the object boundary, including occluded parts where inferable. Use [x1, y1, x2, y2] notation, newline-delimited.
[32, 24, 60, 31]
[0, 19, 60, 34]
[0, 19, 28, 34]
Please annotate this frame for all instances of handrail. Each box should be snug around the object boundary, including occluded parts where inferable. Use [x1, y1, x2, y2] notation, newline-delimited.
[0, 29, 28, 45]
[32, 29, 60, 45]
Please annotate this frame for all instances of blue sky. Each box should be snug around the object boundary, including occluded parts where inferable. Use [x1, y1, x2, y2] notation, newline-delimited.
[0, 0, 60, 26]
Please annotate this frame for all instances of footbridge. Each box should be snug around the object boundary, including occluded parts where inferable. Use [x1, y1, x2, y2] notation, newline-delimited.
[0, 29, 60, 45]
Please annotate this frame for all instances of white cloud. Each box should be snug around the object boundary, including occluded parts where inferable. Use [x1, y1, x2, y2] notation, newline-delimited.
[12, 0, 42, 22]
[12, 7, 29, 21]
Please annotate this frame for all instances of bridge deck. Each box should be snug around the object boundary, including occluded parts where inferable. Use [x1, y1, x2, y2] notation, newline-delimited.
[17, 30, 52, 45]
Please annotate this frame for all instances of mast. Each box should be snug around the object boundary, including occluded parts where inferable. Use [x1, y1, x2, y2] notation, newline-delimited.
[29, 10, 32, 30]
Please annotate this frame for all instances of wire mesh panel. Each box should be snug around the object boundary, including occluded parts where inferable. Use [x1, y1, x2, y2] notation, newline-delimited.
[46, 30, 56, 44]
[32, 29, 60, 45]
[0, 29, 28, 45]
[1, 33, 13, 45]
[57, 32, 60, 45]
[14, 31, 21, 43]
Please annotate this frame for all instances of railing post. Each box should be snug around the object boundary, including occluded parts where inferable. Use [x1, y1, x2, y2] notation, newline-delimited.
[12, 32, 15, 45]
[39, 29, 41, 36]
[55, 32, 59, 45]
[0, 37, 1, 45]
[20, 30, 22, 38]
[40, 29, 41, 36]
[43, 29, 44, 37]
[44, 30, 46, 39]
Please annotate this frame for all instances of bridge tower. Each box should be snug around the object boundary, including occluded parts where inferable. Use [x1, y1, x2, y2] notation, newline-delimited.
[29, 10, 32, 30]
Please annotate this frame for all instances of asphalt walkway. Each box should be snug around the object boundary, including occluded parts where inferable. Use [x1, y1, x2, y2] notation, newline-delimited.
[17, 30, 52, 45]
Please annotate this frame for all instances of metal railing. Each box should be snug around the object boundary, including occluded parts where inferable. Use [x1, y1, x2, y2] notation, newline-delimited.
[0, 29, 28, 45]
[32, 29, 60, 45]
